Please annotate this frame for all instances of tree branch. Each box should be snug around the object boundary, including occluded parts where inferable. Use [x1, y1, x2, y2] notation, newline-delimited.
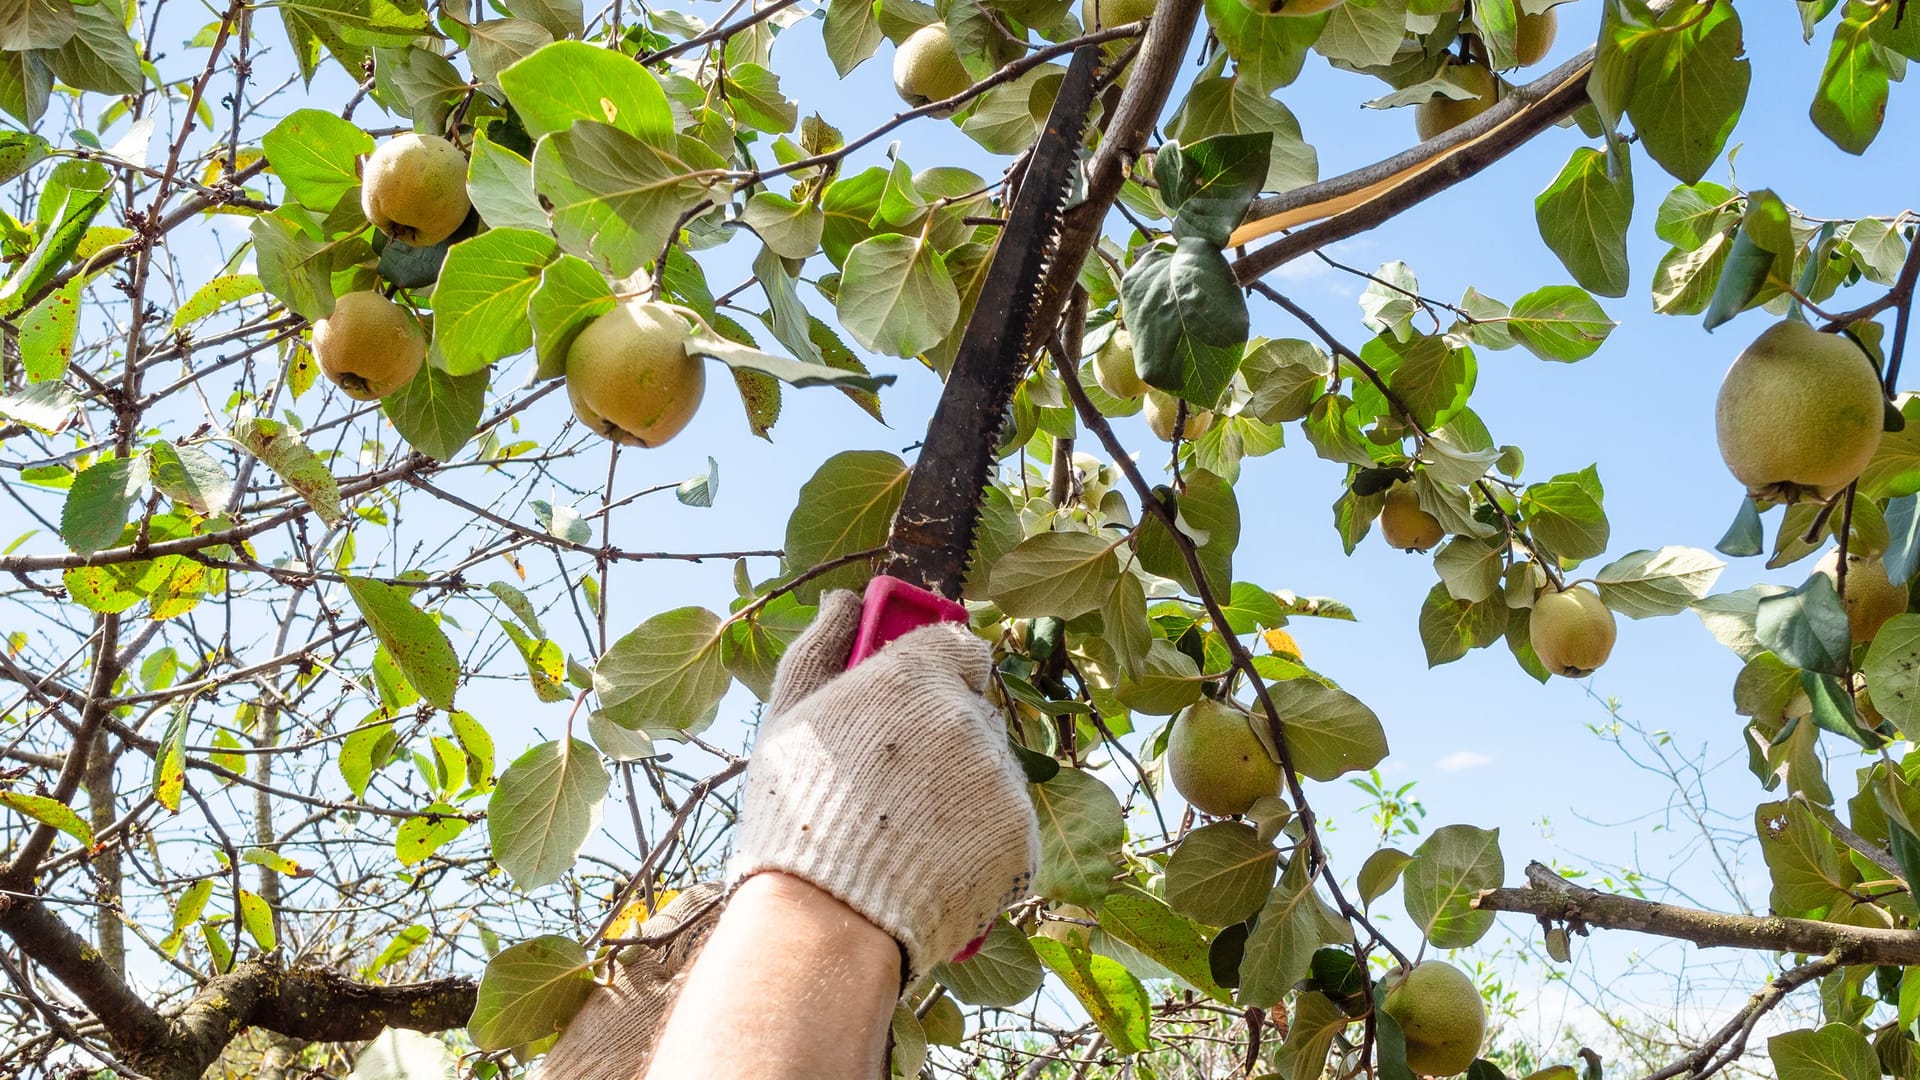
[162, 961, 474, 1077]
[1476, 861, 1920, 964]
[1229, 51, 1595, 284]
[1028, 0, 1206, 337]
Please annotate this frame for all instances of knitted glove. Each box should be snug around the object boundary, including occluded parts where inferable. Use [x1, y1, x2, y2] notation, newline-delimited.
[728, 589, 1040, 988]
[541, 883, 727, 1080]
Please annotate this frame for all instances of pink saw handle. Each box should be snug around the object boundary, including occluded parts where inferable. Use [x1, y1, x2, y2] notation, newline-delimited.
[848, 574, 969, 666]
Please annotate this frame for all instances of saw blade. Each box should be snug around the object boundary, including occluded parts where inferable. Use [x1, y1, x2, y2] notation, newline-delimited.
[879, 46, 1104, 597]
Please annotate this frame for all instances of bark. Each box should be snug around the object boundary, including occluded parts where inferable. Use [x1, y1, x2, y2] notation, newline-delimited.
[0, 886, 474, 1080]
[1476, 860, 1920, 964]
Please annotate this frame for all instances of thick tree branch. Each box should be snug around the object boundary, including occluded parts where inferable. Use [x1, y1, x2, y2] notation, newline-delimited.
[1476, 861, 1920, 964]
[0, 891, 171, 1057]
[162, 961, 474, 1077]
[1029, 0, 1206, 337]
[0, 889, 475, 1079]
[1230, 51, 1595, 283]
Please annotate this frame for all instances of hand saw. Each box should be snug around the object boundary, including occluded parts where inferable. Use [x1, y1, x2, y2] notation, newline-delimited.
[847, 46, 1103, 665]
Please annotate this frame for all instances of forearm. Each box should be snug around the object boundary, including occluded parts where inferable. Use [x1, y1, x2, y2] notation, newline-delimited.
[643, 871, 901, 1080]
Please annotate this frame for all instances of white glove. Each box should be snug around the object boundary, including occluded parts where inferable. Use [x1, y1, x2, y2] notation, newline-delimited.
[727, 589, 1040, 988]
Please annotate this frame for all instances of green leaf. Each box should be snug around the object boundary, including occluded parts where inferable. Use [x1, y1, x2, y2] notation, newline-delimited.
[501, 622, 571, 704]
[1238, 853, 1351, 1008]
[741, 191, 826, 261]
[498, 41, 675, 142]
[0, 791, 92, 845]
[782, 450, 909, 601]
[1379, 334, 1474, 430]
[837, 233, 959, 358]
[233, 419, 343, 527]
[487, 739, 609, 891]
[1769, 1025, 1879, 1080]
[1157, 133, 1272, 248]
[0, 0, 77, 51]
[0, 383, 75, 432]
[262, 109, 374, 212]
[1522, 465, 1609, 561]
[1863, 613, 1920, 740]
[344, 576, 461, 711]
[593, 607, 730, 736]
[1593, 546, 1727, 618]
[1242, 337, 1332, 424]
[376, 45, 466, 131]
[1810, 4, 1890, 156]
[397, 802, 471, 865]
[1115, 639, 1206, 716]
[1275, 991, 1350, 1080]
[1204, 0, 1322, 94]
[1652, 233, 1732, 316]
[467, 132, 549, 233]
[1533, 147, 1632, 299]
[1655, 181, 1737, 250]
[384, 364, 485, 462]
[0, 182, 109, 321]
[432, 227, 557, 375]
[248, 210, 335, 323]
[1755, 573, 1851, 676]
[1621, 0, 1751, 184]
[238, 889, 276, 950]
[502, 0, 582, 37]
[148, 443, 233, 517]
[172, 879, 213, 932]
[61, 456, 148, 555]
[1417, 582, 1506, 667]
[1434, 535, 1504, 604]
[1505, 286, 1616, 362]
[1870, 0, 1920, 58]
[528, 253, 616, 380]
[724, 63, 797, 134]
[153, 703, 189, 812]
[1031, 768, 1124, 908]
[988, 532, 1123, 620]
[1356, 847, 1414, 908]
[1258, 679, 1388, 782]
[0, 131, 49, 184]
[1758, 799, 1862, 919]
[532, 120, 718, 278]
[0, 51, 52, 129]
[468, 19, 553, 89]
[1102, 572, 1151, 681]
[1165, 821, 1278, 927]
[721, 595, 811, 700]
[44, 0, 144, 95]
[173, 274, 266, 331]
[1403, 823, 1502, 948]
[468, 934, 596, 1050]
[587, 713, 657, 762]
[1121, 237, 1249, 409]
[1099, 884, 1231, 1002]
[934, 917, 1044, 1007]
[1314, 0, 1409, 68]
[824, 0, 883, 75]
[1030, 937, 1151, 1055]
[1137, 469, 1241, 597]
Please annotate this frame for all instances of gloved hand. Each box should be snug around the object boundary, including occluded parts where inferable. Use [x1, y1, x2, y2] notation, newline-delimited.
[541, 883, 726, 1080]
[727, 589, 1040, 989]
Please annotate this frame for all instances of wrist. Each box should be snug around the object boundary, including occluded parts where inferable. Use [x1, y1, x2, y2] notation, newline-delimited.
[732, 872, 905, 980]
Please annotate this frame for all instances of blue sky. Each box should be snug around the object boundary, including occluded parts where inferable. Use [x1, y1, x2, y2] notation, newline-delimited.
[545, 0, 1920, 1029]
[102, 0, 1920, 1048]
